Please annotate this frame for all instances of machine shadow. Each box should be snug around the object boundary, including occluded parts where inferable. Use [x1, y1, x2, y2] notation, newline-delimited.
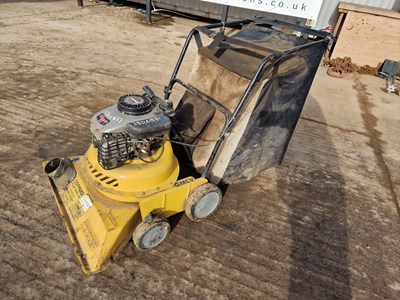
[277, 96, 351, 299]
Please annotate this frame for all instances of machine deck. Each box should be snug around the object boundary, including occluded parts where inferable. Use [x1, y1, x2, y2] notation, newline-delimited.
[46, 156, 141, 274]
[45, 154, 207, 274]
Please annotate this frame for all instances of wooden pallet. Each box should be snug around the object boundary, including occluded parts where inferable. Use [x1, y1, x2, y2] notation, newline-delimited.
[331, 3, 400, 67]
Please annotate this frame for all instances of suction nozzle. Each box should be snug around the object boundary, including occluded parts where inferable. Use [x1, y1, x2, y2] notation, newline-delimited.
[45, 158, 65, 178]
[45, 158, 77, 188]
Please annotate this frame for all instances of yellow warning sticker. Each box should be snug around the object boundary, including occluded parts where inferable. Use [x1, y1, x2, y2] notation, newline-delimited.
[69, 202, 82, 221]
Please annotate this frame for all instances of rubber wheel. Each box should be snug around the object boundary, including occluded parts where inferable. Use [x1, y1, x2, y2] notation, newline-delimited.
[132, 216, 170, 251]
[185, 183, 222, 221]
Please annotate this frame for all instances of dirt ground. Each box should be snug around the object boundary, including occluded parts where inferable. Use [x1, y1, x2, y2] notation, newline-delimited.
[1, 1, 400, 299]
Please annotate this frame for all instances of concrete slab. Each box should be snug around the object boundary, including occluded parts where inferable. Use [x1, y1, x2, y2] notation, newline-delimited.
[0, 1, 399, 299]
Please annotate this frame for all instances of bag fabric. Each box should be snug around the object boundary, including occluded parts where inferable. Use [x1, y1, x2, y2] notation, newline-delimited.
[173, 25, 326, 184]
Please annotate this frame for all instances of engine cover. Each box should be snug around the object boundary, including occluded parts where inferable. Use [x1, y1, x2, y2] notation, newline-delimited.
[90, 92, 172, 170]
[91, 95, 171, 141]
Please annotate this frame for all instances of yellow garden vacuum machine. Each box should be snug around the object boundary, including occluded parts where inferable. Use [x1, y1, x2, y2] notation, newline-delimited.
[44, 18, 332, 274]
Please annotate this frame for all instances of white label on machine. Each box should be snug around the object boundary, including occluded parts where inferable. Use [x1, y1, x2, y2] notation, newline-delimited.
[80, 195, 93, 212]
[200, 0, 323, 20]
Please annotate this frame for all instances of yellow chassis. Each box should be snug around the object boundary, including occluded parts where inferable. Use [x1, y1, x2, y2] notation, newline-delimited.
[44, 143, 207, 274]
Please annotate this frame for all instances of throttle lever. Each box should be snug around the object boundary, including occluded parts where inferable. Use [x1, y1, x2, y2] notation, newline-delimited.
[143, 85, 156, 99]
